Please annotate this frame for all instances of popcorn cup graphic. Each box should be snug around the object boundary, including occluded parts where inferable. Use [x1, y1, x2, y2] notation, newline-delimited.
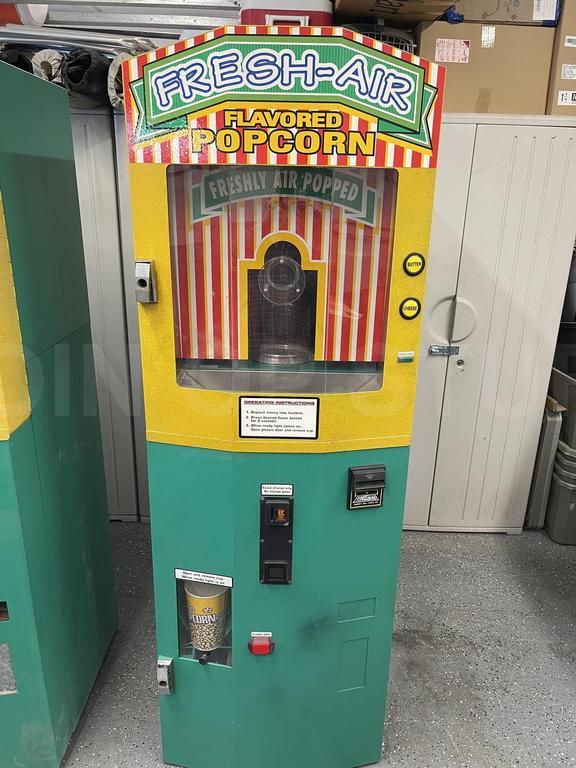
[184, 581, 229, 652]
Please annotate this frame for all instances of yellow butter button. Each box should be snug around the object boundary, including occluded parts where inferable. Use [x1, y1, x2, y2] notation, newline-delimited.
[399, 297, 421, 320]
[403, 252, 425, 276]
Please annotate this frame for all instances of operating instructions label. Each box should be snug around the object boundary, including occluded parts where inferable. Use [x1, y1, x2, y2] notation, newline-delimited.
[174, 569, 233, 588]
[240, 397, 319, 439]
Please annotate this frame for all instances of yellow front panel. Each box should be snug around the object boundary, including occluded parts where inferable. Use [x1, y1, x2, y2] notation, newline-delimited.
[131, 165, 434, 453]
[0, 195, 30, 441]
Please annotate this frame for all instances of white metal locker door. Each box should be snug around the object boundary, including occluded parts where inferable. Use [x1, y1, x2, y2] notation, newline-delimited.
[430, 123, 576, 532]
[114, 113, 150, 520]
[72, 112, 140, 521]
[404, 122, 476, 527]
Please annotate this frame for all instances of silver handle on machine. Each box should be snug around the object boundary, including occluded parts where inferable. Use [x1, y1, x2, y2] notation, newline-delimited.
[428, 294, 476, 358]
[428, 295, 458, 357]
[135, 261, 157, 304]
[450, 295, 477, 343]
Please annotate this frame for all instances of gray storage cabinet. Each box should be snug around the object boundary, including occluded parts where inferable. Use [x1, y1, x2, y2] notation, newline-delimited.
[405, 115, 576, 533]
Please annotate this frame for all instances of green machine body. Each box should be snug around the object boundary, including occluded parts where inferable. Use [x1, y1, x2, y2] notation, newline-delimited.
[0, 63, 116, 768]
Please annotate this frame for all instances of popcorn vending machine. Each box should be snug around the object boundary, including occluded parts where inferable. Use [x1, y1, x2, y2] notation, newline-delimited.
[123, 25, 444, 768]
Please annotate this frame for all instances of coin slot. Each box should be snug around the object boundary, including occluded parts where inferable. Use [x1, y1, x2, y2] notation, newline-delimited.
[260, 495, 294, 584]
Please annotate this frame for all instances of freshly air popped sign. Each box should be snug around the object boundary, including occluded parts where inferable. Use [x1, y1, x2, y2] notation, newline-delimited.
[123, 26, 444, 167]
[205, 169, 362, 204]
[200, 168, 371, 220]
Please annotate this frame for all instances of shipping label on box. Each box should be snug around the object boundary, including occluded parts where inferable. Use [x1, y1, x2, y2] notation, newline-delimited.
[561, 64, 576, 80]
[533, 0, 558, 22]
[434, 37, 470, 62]
[557, 90, 576, 106]
[481, 25, 496, 47]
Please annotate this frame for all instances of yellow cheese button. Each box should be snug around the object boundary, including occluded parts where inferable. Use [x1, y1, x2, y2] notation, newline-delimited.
[399, 297, 421, 320]
[403, 252, 425, 276]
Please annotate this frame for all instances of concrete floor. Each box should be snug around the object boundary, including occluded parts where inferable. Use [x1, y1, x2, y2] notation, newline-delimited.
[62, 524, 576, 768]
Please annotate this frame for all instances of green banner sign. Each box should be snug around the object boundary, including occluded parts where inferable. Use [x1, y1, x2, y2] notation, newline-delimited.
[137, 33, 430, 139]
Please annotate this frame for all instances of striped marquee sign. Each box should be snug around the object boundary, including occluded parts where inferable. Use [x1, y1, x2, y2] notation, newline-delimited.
[125, 27, 443, 365]
[168, 166, 396, 362]
[123, 25, 445, 169]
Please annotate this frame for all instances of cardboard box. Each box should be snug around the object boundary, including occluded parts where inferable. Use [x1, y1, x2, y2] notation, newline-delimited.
[417, 21, 554, 113]
[335, 0, 560, 26]
[547, 0, 576, 114]
[334, 0, 454, 26]
[455, 0, 560, 26]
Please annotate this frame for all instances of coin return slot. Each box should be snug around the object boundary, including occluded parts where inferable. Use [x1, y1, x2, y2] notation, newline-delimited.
[0, 602, 8, 621]
[264, 561, 289, 584]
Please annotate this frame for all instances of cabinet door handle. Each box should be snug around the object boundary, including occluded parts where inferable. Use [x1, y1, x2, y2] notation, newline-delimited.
[450, 296, 477, 343]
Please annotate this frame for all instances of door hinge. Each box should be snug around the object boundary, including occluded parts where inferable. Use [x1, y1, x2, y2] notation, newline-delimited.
[429, 344, 460, 357]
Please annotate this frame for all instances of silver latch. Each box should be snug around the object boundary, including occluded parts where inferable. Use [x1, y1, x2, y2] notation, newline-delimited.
[135, 261, 157, 303]
[429, 344, 460, 357]
[157, 658, 173, 695]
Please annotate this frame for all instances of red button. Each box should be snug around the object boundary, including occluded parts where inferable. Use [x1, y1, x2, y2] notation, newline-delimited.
[248, 636, 275, 655]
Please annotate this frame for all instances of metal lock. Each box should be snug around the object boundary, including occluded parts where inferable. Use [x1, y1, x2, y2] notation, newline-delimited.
[429, 344, 460, 357]
[157, 658, 174, 695]
[135, 261, 157, 303]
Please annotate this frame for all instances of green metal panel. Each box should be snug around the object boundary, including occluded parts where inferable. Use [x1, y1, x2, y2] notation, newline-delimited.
[0, 426, 57, 767]
[21, 323, 117, 760]
[0, 63, 116, 768]
[0, 62, 89, 360]
[148, 442, 407, 768]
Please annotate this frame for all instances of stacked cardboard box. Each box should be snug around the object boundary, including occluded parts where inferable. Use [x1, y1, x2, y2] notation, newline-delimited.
[337, 0, 574, 116]
[334, 0, 455, 26]
[455, 0, 560, 25]
[547, 0, 576, 114]
[417, 21, 555, 113]
[335, 0, 561, 26]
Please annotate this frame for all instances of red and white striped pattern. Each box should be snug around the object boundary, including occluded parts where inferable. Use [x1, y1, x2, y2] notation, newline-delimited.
[168, 167, 396, 362]
[239, 0, 333, 25]
[123, 26, 445, 170]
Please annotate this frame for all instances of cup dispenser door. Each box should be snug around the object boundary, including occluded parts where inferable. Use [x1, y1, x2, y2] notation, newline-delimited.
[248, 240, 317, 366]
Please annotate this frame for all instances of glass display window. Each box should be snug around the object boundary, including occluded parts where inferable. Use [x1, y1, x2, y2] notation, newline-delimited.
[167, 166, 397, 393]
